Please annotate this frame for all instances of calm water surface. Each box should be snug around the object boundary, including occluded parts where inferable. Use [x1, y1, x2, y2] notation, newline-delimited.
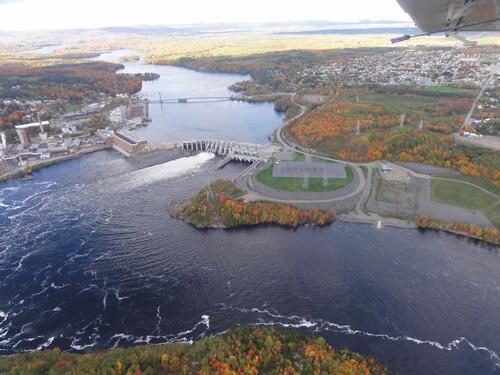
[96, 50, 283, 143]
[0, 52, 499, 375]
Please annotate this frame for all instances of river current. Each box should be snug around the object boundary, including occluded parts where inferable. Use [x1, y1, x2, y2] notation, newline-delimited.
[0, 51, 499, 375]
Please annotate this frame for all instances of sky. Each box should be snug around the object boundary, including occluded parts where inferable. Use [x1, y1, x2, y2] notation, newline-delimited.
[0, 0, 411, 31]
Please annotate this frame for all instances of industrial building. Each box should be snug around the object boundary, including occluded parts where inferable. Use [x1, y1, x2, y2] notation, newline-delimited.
[112, 130, 147, 155]
[14, 121, 50, 147]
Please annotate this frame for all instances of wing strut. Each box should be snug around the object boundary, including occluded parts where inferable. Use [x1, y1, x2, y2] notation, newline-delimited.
[391, 17, 500, 44]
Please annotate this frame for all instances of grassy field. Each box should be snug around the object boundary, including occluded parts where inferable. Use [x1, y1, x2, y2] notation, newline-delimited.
[431, 178, 500, 227]
[340, 93, 437, 108]
[292, 152, 305, 161]
[256, 163, 354, 192]
[441, 174, 500, 196]
[420, 85, 476, 96]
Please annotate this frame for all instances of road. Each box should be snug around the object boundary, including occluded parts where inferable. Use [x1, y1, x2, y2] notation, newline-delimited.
[273, 94, 370, 210]
[234, 94, 366, 205]
[240, 91, 497, 229]
[461, 68, 496, 131]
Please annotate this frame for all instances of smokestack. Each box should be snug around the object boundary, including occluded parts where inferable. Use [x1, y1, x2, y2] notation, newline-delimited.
[37, 112, 45, 133]
[0, 132, 6, 150]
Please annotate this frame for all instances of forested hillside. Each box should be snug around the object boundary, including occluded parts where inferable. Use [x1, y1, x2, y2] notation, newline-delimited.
[0, 61, 142, 102]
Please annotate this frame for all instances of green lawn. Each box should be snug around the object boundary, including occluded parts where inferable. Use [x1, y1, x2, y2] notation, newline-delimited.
[292, 152, 305, 161]
[431, 178, 500, 227]
[65, 103, 81, 112]
[256, 163, 353, 192]
[420, 85, 476, 96]
[339, 93, 436, 107]
[441, 175, 500, 196]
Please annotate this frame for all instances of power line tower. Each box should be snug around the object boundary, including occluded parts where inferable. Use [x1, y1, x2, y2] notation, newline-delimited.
[356, 120, 361, 136]
[400, 113, 406, 128]
[303, 171, 309, 190]
[206, 181, 214, 206]
[419, 118, 424, 130]
[322, 159, 329, 189]
[144, 99, 150, 122]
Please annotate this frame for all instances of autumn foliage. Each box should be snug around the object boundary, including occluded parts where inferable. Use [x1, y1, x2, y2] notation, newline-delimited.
[0, 62, 142, 102]
[286, 93, 500, 188]
[416, 215, 500, 245]
[173, 180, 334, 228]
[0, 327, 392, 375]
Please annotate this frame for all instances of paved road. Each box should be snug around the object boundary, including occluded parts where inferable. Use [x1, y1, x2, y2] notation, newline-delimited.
[239, 93, 387, 227]
[461, 68, 497, 130]
[248, 93, 369, 207]
[241, 92, 496, 228]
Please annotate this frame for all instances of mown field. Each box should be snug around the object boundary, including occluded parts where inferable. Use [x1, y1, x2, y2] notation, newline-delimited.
[431, 178, 500, 227]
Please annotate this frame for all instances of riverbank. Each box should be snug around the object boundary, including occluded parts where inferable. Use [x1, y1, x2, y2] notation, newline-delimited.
[416, 215, 500, 246]
[0, 327, 392, 374]
[169, 180, 335, 228]
[0, 145, 111, 183]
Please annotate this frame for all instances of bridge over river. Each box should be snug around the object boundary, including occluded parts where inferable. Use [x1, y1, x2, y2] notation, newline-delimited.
[138, 96, 233, 104]
[135, 93, 285, 105]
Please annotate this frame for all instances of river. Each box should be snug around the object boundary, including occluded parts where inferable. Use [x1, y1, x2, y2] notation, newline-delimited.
[0, 51, 499, 375]
[95, 49, 283, 144]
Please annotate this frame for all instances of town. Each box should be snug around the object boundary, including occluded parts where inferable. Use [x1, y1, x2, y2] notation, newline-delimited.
[1, 47, 499, 180]
[0, 96, 151, 179]
[297, 49, 496, 87]
[1, 0, 500, 372]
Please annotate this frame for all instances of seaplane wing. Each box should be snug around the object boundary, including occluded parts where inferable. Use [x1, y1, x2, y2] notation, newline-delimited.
[396, 0, 500, 33]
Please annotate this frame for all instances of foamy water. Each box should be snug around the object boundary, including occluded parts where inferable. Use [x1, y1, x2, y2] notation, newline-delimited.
[1, 150, 499, 375]
[119, 152, 215, 190]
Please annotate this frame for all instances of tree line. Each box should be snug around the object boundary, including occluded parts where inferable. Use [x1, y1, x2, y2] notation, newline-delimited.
[286, 91, 500, 188]
[173, 180, 335, 228]
[0, 327, 392, 375]
[0, 62, 143, 103]
[416, 215, 499, 245]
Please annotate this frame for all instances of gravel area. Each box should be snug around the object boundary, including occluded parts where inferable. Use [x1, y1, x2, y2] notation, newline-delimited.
[415, 177, 493, 226]
[394, 161, 459, 177]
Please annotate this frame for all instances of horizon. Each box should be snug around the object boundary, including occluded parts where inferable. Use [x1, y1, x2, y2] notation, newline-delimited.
[0, 0, 412, 31]
[0, 19, 417, 35]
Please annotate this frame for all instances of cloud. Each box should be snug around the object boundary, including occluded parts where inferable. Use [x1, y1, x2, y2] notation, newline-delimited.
[0, 0, 24, 3]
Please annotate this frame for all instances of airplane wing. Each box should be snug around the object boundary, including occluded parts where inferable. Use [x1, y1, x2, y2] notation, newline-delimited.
[396, 0, 500, 33]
